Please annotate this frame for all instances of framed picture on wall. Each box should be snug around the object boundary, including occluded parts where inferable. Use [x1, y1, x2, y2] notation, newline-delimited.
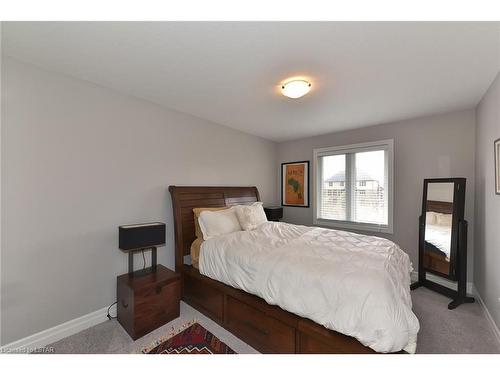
[281, 161, 309, 207]
[495, 138, 500, 195]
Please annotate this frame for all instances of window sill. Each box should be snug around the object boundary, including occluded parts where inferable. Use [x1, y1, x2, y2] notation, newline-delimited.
[313, 218, 393, 234]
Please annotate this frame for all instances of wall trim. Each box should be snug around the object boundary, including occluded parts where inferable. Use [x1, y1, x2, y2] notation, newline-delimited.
[473, 286, 500, 346]
[0, 304, 116, 353]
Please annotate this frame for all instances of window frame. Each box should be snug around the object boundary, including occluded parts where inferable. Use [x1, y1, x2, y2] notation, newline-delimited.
[313, 139, 394, 234]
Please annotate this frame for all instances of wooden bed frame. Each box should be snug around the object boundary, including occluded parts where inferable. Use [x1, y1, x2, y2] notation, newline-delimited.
[169, 185, 381, 354]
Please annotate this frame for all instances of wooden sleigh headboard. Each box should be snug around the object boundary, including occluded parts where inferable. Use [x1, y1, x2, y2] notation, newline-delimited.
[168, 186, 260, 272]
[427, 200, 454, 215]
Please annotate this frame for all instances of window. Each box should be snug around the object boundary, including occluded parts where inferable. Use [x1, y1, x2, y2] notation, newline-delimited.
[313, 139, 393, 233]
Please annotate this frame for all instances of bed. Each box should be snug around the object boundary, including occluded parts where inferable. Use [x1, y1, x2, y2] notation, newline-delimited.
[169, 185, 419, 354]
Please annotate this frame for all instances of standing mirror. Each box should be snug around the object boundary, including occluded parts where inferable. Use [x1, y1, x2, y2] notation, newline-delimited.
[423, 181, 456, 279]
[411, 178, 475, 309]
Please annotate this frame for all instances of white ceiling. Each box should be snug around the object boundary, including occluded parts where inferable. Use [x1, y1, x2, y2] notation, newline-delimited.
[3, 22, 500, 142]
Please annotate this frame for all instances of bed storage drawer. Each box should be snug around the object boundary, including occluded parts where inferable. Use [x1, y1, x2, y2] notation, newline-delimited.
[183, 272, 224, 322]
[297, 319, 374, 354]
[225, 295, 295, 353]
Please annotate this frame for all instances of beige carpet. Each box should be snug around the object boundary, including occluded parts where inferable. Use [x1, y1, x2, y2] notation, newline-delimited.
[47, 288, 500, 354]
[411, 287, 499, 353]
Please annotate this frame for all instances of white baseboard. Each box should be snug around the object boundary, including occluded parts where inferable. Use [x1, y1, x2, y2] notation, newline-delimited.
[0, 304, 117, 353]
[472, 286, 500, 346]
[410, 271, 473, 295]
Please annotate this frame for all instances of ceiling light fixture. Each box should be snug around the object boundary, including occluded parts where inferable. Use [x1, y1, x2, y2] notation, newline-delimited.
[281, 79, 312, 99]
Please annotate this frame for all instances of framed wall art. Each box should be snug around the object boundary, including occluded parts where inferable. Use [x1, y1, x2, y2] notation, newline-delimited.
[281, 161, 309, 207]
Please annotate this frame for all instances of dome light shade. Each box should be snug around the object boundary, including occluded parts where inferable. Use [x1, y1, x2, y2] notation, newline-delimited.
[281, 80, 311, 99]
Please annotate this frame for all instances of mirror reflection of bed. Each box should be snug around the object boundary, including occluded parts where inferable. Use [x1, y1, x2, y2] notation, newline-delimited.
[423, 183, 454, 276]
[424, 201, 453, 274]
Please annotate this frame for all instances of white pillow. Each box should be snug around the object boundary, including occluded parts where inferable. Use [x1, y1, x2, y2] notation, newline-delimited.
[426, 211, 437, 225]
[234, 202, 268, 231]
[436, 213, 453, 227]
[198, 207, 242, 240]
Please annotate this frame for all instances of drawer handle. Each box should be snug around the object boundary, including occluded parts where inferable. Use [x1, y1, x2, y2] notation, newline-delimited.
[243, 320, 268, 336]
[121, 299, 128, 309]
[155, 285, 163, 295]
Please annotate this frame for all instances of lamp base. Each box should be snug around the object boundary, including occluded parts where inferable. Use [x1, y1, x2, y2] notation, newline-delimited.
[128, 247, 157, 274]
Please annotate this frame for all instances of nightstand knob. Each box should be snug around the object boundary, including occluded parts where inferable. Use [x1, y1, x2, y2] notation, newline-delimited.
[121, 299, 128, 308]
[155, 285, 163, 294]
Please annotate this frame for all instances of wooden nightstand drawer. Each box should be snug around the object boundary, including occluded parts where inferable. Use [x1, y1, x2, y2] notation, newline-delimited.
[117, 265, 180, 340]
[134, 280, 180, 337]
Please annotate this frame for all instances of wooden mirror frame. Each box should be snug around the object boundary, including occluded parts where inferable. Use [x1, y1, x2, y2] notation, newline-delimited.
[412, 178, 474, 309]
[420, 178, 464, 280]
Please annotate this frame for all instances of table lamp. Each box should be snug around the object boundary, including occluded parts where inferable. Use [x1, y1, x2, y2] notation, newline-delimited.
[118, 222, 166, 274]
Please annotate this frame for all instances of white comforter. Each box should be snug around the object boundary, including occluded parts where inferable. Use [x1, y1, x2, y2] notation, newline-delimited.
[425, 224, 451, 259]
[199, 222, 420, 353]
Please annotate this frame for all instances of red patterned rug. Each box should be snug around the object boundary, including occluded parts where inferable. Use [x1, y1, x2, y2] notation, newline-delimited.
[143, 323, 236, 354]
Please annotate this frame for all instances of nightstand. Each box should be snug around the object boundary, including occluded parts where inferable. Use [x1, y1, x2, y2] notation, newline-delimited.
[264, 206, 283, 222]
[117, 265, 181, 340]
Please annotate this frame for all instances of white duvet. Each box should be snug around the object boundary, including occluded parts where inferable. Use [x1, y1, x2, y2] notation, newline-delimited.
[199, 221, 420, 353]
[425, 224, 452, 259]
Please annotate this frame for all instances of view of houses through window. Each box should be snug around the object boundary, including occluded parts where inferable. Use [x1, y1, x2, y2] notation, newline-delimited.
[319, 149, 388, 225]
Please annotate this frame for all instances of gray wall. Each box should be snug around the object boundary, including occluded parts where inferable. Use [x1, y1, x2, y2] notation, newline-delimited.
[0, 57, 277, 345]
[475, 72, 500, 330]
[277, 110, 476, 277]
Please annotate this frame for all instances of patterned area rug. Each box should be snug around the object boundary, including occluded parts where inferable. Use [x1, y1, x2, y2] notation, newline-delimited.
[143, 323, 236, 354]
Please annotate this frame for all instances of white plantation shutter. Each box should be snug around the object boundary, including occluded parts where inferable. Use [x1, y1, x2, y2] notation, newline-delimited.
[314, 140, 393, 233]
[352, 150, 388, 225]
[319, 154, 346, 221]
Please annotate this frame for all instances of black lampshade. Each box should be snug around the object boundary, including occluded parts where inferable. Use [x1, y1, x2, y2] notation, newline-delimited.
[264, 206, 283, 222]
[119, 222, 166, 251]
